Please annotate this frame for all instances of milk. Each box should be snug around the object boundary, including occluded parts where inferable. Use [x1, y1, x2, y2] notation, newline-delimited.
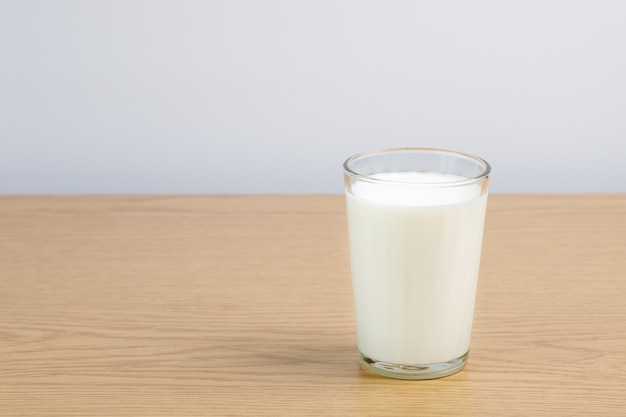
[346, 171, 488, 365]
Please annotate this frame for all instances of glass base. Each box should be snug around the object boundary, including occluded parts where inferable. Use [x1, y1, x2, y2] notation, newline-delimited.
[359, 350, 469, 380]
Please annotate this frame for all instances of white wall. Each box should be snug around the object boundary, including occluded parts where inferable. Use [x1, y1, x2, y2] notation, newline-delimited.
[1, 0, 625, 194]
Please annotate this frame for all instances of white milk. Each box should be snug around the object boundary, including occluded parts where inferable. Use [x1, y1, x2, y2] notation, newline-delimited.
[346, 171, 487, 365]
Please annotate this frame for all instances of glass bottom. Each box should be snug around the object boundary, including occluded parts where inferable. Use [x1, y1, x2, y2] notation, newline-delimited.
[359, 350, 469, 380]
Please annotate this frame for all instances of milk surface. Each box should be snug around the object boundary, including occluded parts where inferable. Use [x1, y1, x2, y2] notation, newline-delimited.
[346, 171, 487, 365]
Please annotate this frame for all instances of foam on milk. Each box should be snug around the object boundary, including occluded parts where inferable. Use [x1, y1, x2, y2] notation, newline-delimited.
[346, 171, 487, 365]
[350, 171, 481, 206]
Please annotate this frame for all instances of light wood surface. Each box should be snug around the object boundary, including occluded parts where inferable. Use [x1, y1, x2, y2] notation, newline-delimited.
[1, 195, 625, 416]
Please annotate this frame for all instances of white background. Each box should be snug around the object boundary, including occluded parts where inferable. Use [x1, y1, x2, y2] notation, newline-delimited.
[1, 0, 625, 194]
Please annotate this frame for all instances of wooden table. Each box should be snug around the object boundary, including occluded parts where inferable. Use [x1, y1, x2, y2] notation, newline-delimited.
[1, 195, 625, 416]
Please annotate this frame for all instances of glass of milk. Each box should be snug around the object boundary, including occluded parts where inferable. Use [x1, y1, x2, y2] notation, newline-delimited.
[344, 148, 490, 379]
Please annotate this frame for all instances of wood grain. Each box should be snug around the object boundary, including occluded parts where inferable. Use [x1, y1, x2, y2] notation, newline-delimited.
[1, 195, 625, 416]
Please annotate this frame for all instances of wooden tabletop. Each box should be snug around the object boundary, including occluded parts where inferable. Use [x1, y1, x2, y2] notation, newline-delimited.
[1, 195, 625, 416]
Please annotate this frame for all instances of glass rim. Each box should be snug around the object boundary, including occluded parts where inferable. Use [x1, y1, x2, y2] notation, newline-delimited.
[343, 147, 491, 187]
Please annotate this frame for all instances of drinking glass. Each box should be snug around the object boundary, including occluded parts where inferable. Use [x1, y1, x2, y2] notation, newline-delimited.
[344, 147, 490, 379]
